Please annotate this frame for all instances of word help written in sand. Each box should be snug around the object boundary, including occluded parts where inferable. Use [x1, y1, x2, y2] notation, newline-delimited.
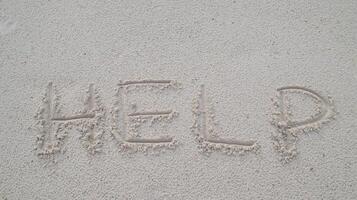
[33, 80, 336, 163]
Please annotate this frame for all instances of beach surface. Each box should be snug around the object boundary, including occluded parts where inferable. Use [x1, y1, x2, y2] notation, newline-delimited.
[0, 0, 356, 199]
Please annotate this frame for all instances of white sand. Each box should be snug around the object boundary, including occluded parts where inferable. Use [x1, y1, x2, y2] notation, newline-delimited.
[1, 1, 356, 199]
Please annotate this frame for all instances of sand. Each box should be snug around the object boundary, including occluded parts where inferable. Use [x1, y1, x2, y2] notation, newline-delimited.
[1, 0, 356, 199]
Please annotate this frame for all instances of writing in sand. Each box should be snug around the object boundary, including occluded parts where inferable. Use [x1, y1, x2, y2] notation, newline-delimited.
[33, 80, 336, 164]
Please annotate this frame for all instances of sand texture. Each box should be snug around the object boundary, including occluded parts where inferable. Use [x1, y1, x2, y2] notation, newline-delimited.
[1, 0, 356, 199]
